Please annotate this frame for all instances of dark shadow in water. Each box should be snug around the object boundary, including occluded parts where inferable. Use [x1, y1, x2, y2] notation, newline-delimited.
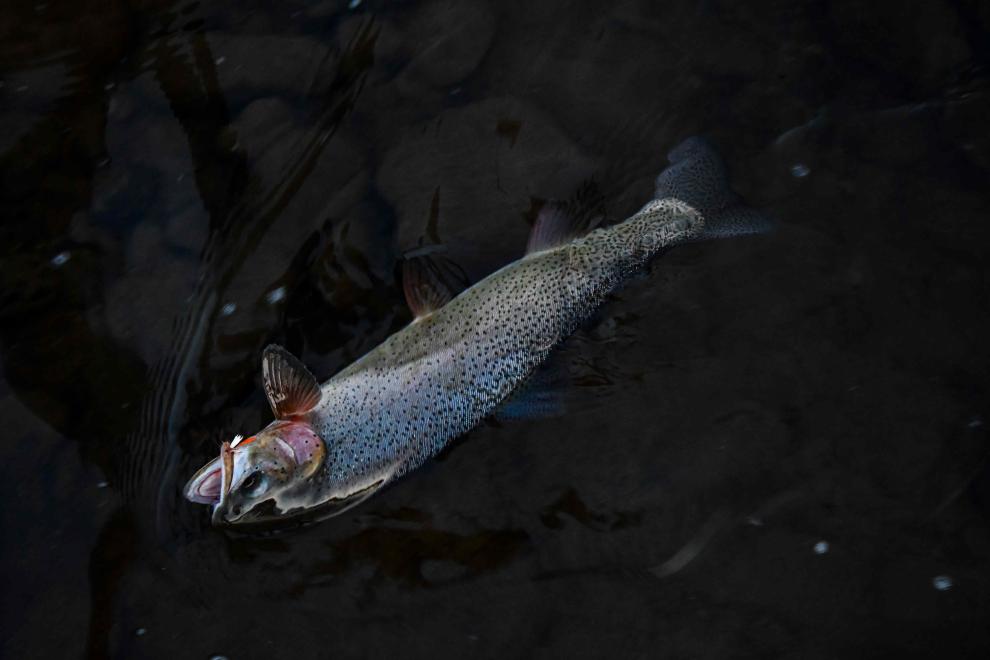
[294, 523, 528, 593]
[125, 18, 380, 538]
[97, 16, 379, 657]
[1, 6, 380, 656]
[540, 488, 644, 531]
[84, 509, 139, 660]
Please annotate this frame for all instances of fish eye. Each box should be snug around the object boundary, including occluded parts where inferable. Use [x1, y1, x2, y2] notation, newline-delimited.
[240, 471, 267, 496]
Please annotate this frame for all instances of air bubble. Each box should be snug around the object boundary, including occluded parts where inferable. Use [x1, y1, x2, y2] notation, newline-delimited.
[790, 163, 810, 178]
[265, 286, 286, 305]
[813, 540, 829, 555]
[220, 302, 237, 316]
[51, 251, 70, 267]
[933, 575, 953, 591]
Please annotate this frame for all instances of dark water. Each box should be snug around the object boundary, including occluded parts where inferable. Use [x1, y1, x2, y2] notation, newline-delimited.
[2, 0, 989, 658]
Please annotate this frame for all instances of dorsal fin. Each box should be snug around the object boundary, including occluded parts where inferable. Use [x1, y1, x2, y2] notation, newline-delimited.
[401, 246, 469, 319]
[526, 198, 604, 254]
[261, 345, 322, 419]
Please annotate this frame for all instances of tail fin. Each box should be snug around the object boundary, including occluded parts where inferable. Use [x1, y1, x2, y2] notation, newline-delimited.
[654, 136, 774, 240]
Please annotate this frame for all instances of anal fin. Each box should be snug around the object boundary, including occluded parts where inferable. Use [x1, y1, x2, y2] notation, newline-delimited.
[492, 356, 569, 423]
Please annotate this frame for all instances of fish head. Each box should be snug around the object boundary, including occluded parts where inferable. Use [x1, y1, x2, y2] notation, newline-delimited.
[183, 420, 326, 526]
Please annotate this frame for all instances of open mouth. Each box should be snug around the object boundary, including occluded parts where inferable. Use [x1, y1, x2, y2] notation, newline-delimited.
[183, 441, 234, 507]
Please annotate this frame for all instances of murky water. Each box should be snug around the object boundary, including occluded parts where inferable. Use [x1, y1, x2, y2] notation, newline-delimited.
[2, 1, 989, 658]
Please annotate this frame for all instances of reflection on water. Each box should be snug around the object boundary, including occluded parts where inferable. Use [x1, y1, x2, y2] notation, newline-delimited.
[2, 0, 989, 658]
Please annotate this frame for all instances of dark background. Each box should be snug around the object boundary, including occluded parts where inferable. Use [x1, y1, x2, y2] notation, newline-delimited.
[2, 1, 989, 658]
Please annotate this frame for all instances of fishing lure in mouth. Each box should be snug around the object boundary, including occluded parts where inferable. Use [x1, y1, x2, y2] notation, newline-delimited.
[184, 136, 772, 526]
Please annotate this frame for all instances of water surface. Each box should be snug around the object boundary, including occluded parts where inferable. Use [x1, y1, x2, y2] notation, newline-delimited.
[2, 1, 989, 658]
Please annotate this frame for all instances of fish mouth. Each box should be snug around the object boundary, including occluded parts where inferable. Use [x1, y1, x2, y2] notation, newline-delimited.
[183, 442, 237, 519]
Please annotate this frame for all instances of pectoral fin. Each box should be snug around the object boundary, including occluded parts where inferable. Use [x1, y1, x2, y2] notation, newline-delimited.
[262, 345, 322, 419]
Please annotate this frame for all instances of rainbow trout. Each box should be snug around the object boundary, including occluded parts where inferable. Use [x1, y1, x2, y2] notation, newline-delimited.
[184, 137, 771, 525]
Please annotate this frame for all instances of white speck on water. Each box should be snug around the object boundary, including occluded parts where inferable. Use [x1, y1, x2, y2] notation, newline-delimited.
[813, 540, 829, 555]
[135, 628, 147, 636]
[933, 575, 953, 591]
[968, 416, 983, 429]
[104, 82, 115, 91]
[348, 0, 363, 9]
[16, 85, 29, 92]
[215, 56, 226, 65]
[265, 286, 286, 305]
[450, 86, 462, 96]
[220, 302, 237, 316]
[51, 251, 70, 267]
[177, 173, 185, 183]
[96, 481, 109, 489]
[790, 163, 810, 178]
[210, 656, 230, 660]
[746, 516, 763, 527]
[290, 10, 301, 17]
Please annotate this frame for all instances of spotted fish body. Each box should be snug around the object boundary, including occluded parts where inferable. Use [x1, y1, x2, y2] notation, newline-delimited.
[309, 200, 699, 496]
[299, 137, 770, 510]
[184, 137, 771, 524]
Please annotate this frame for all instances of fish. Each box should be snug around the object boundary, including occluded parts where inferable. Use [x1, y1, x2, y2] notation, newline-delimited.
[184, 136, 772, 526]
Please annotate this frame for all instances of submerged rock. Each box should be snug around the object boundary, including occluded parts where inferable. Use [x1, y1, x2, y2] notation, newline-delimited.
[378, 96, 597, 278]
[393, 0, 496, 91]
[203, 33, 338, 109]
